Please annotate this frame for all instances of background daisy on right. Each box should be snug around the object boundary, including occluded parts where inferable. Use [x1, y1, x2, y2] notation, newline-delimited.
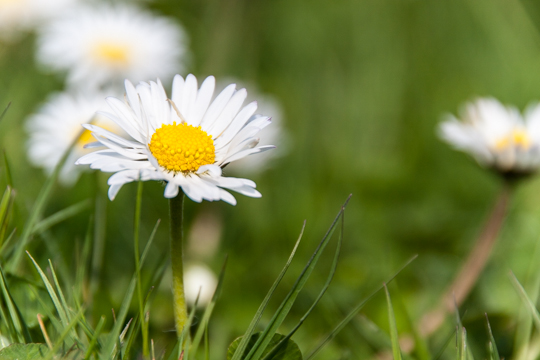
[439, 97, 540, 177]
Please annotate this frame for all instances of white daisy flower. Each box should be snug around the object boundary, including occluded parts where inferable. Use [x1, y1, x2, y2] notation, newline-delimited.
[0, 0, 75, 41]
[36, 3, 187, 90]
[184, 262, 218, 307]
[76, 74, 275, 204]
[439, 97, 540, 174]
[26, 91, 121, 185]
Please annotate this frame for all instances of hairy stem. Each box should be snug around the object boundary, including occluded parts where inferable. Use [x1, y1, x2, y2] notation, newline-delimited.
[170, 192, 188, 338]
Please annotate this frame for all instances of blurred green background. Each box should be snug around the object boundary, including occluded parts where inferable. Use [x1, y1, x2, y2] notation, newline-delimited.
[5, 0, 540, 358]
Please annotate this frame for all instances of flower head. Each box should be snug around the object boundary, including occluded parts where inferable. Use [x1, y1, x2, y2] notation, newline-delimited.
[0, 0, 75, 41]
[76, 74, 274, 204]
[26, 91, 121, 185]
[36, 3, 187, 90]
[439, 97, 540, 175]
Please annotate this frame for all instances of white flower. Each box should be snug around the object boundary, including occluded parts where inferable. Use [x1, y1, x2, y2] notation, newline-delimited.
[439, 97, 540, 173]
[0, 0, 75, 41]
[76, 74, 275, 204]
[184, 263, 218, 307]
[36, 3, 187, 90]
[26, 91, 120, 185]
[217, 80, 288, 175]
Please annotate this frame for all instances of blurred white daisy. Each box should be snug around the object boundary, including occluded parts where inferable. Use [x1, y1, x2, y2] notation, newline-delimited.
[439, 97, 540, 174]
[26, 91, 121, 185]
[217, 80, 288, 175]
[36, 3, 187, 90]
[76, 74, 274, 204]
[184, 262, 218, 307]
[0, 0, 75, 42]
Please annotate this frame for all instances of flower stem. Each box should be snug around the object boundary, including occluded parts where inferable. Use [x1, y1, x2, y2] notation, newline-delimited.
[419, 183, 512, 337]
[169, 192, 188, 338]
[134, 180, 149, 356]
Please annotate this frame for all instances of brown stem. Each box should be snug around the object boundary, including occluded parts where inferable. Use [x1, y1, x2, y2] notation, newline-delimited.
[419, 184, 512, 337]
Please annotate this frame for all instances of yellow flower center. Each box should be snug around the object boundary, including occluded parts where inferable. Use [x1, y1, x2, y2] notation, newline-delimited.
[92, 42, 130, 66]
[495, 129, 531, 151]
[149, 122, 216, 173]
[78, 129, 94, 148]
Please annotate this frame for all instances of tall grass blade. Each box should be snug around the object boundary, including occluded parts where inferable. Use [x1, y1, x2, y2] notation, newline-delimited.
[385, 285, 402, 360]
[0, 102, 10, 124]
[10, 127, 88, 271]
[43, 307, 85, 360]
[84, 316, 105, 359]
[32, 199, 91, 235]
[485, 314, 500, 360]
[510, 271, 540, 331]
[229, 221, 305, 360]
[26, 252, 69, 327]
[0, 266, 31, 343]
[2, 150, 12, 188]
[190, 257, 228, 357]
[261, 210, 344, 360]
[242, 197, 351, 360]
[305, 254, 418, 360]
[100, 220, 159, 359]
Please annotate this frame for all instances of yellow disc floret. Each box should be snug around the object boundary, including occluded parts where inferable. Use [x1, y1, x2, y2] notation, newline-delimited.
[149, 122, 215, 173]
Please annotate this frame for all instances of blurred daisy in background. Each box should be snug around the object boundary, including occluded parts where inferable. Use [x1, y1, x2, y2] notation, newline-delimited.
[76, 74, 274, 203]
[0, 0, 75, 42]
[217, 79, 288, 176]
[36, 3, 187, 90]
[26, 91, 121, 185]
[439, 97, 540, 175]
[184, 262, 218, 307]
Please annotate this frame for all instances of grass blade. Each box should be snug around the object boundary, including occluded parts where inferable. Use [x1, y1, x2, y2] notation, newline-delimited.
[2, 150, 12, 188]
[229, 221, 305, 360]
[0, 266, 31, 343]
[485, 314, 500, 360]
[84, 316, 106, 359]
[190, 257, 228, 357]
[385, 285, 402, 360]
[100, 218, 160, 359]
[261, 209, 344, 360]
[305, 254, 418, 360]
[43, 307, 85, 360]
[243, 197, 351, 360]
[32, 199, 91, 235]
[510, 271, 540, 331]
[10, 126, 88, 271]
[0, 102, 10, 124]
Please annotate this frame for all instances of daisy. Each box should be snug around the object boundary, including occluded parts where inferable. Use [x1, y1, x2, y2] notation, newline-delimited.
[0, 0, 75, 42]
[76, 74, 275, 204]
[36, 3, 187, 90]
[439, 97, 540, 174]
[26, 91, 121, 185]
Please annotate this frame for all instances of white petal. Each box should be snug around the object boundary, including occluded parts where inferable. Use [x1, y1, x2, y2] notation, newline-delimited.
[190, 76, 215, 127]
[164, 181, 180, 198]
[200, 84, 236, 129]
[208, 89, 247, 138]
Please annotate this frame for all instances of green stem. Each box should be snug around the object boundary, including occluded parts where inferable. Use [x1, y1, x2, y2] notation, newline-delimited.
[169, 192, 188, 338]
[134, 180, 149, 356]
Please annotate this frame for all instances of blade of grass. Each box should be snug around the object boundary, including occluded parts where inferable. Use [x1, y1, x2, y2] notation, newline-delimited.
[243, 197, 352, 360]
[229, 221, 305, 360]
[43, 307, 85, 360]
[510, 271, 540, 331]
[305, 254, 418, 360]
[0, 266, 32, 343]
[10, 126, 88, 271]
[32, 199, 91, 235]
[100, 219, 160, 359]
[0, 102, 10, 124]
[26, 252, 69, 327]
[0, 186, 14, 247]
[190, 256, 228, 357]
[261, 210, 344, 360]
[485, 314, 500, 360]
[385, 285, 402, 360]
[2, 150, 12, 189]
[459, 327, 467, 360]
[84, 316, 106, 359]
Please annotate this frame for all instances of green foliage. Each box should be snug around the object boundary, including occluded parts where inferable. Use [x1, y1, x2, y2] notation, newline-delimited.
[227, 333, 302, 360]
[0, 343, 48, 360]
